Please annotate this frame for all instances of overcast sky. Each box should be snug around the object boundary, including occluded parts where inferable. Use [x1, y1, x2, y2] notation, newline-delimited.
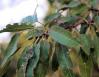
[0, 0, 48, 43]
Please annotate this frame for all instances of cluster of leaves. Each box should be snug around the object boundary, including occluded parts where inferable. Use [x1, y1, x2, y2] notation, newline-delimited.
[0, 0, 99, 77]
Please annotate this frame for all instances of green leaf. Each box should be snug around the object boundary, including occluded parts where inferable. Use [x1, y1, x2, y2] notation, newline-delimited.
[40, 39, 50, 61]
[49, 26, 80, 48]
[0, 23, 34, 33]
[59, 15, 78, 25]
[56, 45, 73, 69]
[1, 33, 19, 67]
[69, 4, 88, 17]
[80, 24, 88, 34]
[17, 47, 32, 69]
[94, 15, 99, 28]
[94, 37, 99, 67]
[21, 12, 38, 24]
[16, 47, 33, 77]
[63, 69, 76, 77]
[34, 63, 47, 77]
[26, 43, 40, 77]
[66, 0, 81, 8]
[45, 13, 60, 23]
[26, 28, 44, 39]
[79, 34, 91, 55]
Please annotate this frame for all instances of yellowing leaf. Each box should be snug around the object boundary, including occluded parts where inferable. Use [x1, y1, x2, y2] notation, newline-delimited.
[14, 38, 35, 61]
[86, 26, 96, 40]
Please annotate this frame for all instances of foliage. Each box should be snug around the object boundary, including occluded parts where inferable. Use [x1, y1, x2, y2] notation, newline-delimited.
[0, 0, 99, 77]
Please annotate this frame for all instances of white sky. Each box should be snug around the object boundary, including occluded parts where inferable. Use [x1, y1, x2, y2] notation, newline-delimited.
[0, 0, 48, 43]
